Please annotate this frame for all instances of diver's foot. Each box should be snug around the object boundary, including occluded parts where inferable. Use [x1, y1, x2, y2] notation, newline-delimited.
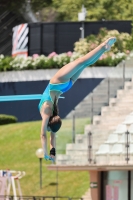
[104, 37, 116, 51]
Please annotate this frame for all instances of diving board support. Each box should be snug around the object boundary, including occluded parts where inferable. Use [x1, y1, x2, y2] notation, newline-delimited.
[0, 94, 42, 101]
[0, 94, 65, 101]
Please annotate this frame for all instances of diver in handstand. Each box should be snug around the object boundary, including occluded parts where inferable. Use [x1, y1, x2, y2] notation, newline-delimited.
[38, 37, 116, 161]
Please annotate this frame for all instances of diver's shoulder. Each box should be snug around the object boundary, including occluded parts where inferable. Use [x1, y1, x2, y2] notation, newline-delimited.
[40, 102, 53, 116]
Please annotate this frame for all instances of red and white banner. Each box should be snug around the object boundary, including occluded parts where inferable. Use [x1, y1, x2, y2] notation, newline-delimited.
[12, 23, 29, 57]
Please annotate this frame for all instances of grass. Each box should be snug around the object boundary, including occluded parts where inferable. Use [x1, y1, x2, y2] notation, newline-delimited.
[0, 118, 90, 197]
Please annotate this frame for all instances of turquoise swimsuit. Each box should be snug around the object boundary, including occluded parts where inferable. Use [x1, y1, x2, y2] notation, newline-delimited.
[38, 38, 117, 111]
[38, 80, 73, 111]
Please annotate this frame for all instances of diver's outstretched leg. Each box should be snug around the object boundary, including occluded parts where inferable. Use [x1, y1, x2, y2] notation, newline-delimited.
[50, 37, 116, 83]
[70, 51, 105, 83]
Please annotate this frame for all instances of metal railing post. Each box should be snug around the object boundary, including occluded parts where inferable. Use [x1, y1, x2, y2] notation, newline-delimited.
[39, 158, 42, 189]
[88, 131, 92, 164]
[56, 167, 58, 197]
[72, 110, 75, 143]
[91, 93, 93, 124]
[123, 60, 125, 89]
[108, 78, 110, 105]
[125, 130, 130, 164]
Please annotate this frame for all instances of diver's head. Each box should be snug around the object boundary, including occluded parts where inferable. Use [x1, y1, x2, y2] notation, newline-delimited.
[48, 115, 62, 132]
[47, 96, 62, 132]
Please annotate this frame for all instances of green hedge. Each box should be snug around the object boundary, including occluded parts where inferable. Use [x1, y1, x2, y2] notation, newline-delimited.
[0, 114, 18, 125]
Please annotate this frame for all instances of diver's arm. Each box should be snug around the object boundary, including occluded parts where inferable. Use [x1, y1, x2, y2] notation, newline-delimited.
[40, 117, 49, 155]
[40, 104, 52, 156]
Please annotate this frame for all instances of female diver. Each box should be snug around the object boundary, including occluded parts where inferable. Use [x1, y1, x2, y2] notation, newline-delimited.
[38, 37, 116, 161]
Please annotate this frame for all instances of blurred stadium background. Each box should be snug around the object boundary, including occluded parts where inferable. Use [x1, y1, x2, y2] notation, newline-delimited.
[0, 1, 133, 200]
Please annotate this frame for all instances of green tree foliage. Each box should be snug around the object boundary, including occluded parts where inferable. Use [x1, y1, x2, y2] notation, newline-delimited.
[30, 0, 53, 12]
[1, 0, 133, 21]
[100, 0, 133, 20]
[0, 0, 52, 13]
[53, 0, 99, 21]
[0, 0, 25, 13]
[52, 0, 133, 21]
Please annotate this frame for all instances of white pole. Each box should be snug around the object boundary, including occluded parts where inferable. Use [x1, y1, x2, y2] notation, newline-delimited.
[11, 177, 17, 200]
[6, 179, 11, 196]
[6, 170, 11, 197]
[16, 179, 23, 199]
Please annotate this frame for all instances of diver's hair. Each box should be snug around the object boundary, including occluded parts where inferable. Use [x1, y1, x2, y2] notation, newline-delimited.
[53, 97, 59, 116]
[48, 97, 62, 132]
[48, 115, 62, 132]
